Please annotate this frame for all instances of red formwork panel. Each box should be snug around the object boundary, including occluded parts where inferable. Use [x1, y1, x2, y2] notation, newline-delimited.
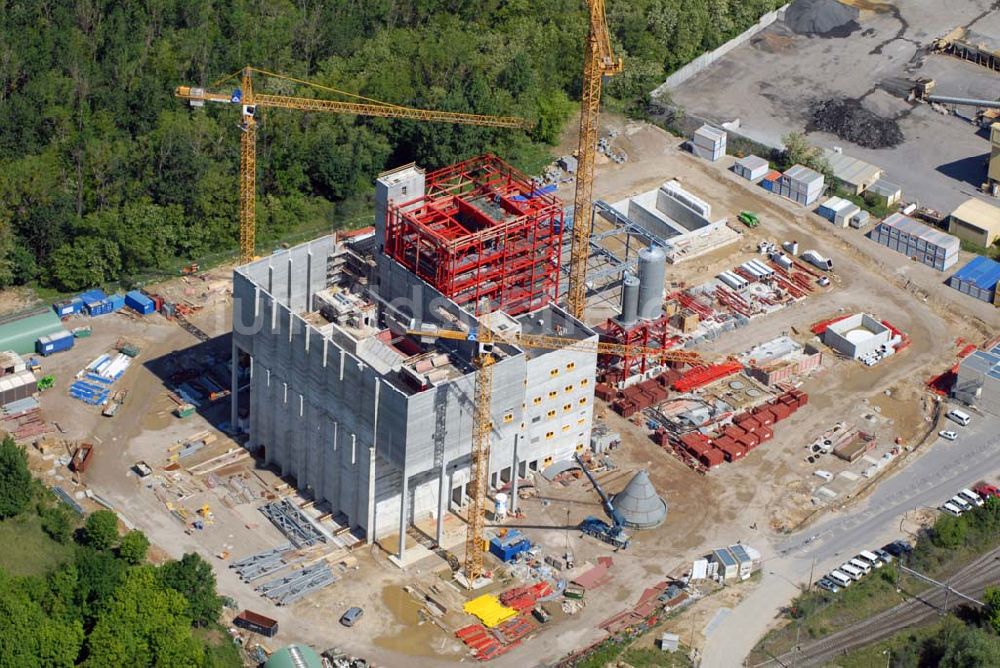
[714, 437, 746, 462]
[383, 154, 563, 316]
[700, 448, 725, 468]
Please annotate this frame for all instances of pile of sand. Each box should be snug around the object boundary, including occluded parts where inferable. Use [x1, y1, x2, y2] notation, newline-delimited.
[784, 0, 860, 37]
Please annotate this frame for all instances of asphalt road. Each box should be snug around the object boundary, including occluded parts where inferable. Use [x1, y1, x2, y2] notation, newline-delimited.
[701, 413, 1000, 667]
[764, 547, 1000, 667]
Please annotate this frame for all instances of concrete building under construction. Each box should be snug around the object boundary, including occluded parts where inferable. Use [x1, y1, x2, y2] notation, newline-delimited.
[231, 155, 597, 560]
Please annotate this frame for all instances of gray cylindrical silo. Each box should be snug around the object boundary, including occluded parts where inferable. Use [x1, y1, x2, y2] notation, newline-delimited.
[618, 273, 639, 326]
[637, 246, 666, 320]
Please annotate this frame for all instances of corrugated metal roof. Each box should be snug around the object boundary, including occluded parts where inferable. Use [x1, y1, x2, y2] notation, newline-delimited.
[868, 178, 901, 197]
[737, 155, 769, 171]
[819, 196, 853, 213]
[0, 310, 64, 355]
[880, 213, 960, 251]
[783, 164, 824, 186]
[695, 124, 726, 142]
[823, 149, 882, 187]
[950, 198, 1000, 235]
[951, 256, 1000, 290]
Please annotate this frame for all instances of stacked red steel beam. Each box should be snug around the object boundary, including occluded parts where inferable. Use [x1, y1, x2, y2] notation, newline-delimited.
[672, 359, 744, 393]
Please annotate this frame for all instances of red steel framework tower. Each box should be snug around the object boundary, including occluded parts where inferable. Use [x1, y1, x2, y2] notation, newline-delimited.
[383, 154, 564, 316]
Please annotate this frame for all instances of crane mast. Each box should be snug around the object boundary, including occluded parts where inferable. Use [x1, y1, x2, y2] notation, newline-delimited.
[177, 66, 532, 264]
[567, 0, 622, 319]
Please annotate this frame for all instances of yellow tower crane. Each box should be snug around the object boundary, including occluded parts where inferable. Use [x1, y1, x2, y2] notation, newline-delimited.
[407, 323, 708, 584]
[566, 1, 623, 319]
[176, 66, 534, 264]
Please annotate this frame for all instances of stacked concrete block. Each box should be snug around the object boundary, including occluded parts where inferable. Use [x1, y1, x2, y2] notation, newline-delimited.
[691, 125, 727, 161]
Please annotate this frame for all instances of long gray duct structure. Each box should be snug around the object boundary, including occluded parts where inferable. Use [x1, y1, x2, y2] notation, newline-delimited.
[611, 469, 667, 529]
[637, 246, 666, 321]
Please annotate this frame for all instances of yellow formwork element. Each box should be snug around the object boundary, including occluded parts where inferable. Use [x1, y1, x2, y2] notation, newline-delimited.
[463, 594, 517, 628]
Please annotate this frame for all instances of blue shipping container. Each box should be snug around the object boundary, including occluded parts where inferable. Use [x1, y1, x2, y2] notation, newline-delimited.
[124, 291, 155, 315]
[108, 294, 126, 312]
[79, 289, 107, 304]
[53, 300, 76, 317]
[36, 329, 75, 356]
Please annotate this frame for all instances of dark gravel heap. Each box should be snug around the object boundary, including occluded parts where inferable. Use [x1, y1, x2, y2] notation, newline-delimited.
[784, 0, 860, 37]
[807, 98, 904, 149]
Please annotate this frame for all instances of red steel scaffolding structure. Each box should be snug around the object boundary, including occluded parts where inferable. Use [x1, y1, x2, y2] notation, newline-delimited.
[383, 154, 564, 316]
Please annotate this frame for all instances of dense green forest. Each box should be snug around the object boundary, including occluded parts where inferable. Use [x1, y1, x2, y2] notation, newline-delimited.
[0, 436, 239, 667]
[0, 0, 783, 293]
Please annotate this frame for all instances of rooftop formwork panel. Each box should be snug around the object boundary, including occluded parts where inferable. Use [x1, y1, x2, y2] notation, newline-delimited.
[384, 154, 564, 316]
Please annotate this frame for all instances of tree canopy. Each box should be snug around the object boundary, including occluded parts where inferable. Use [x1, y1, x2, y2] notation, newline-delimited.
[0, 0, 783, 292]
[0, 436, 32, 518]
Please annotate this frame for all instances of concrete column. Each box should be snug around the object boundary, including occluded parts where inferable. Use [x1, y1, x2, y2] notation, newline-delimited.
[398, 473, 408, 561]
[366, 445, 376, 544]
[510, 435, 519, 514]
[436, 459, 447, 545]
[230, 338, 239, 431]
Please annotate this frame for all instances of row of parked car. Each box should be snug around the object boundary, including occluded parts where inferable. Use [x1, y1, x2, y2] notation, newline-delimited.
[816, 544, 901, 593]
[940, 483, 997, 516]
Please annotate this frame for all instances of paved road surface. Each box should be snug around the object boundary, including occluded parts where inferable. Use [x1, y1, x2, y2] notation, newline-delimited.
[762, 547, 1000, 667]
[701, 414, 1000, 667]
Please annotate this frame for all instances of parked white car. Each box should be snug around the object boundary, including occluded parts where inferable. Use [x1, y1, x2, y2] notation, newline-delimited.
[940, 502, 963, 517]
[939, 430, 958, 441]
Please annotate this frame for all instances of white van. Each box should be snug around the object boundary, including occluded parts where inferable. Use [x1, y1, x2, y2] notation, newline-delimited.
[950, 495, 972, 512]
[828, 570, 853, 588]
[848, 558, 872, 575]
[941, 502, 963, 516]
[946, 409, 971, 426]
[857, 550, 883, 569]
[839, 563, 865, 581]
[959, 489, 985, 507]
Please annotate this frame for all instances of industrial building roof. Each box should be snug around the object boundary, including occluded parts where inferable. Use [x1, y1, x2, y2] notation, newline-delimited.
[264, 645, 322, 668]
[880, 213, 960, 250]
[782, 164, 824, 186]
[823, 149, 882, 188]
[0, 309, 65, 355]
[868, 178, 902, 198]
[819, 196, 855, 213]
[712, 548, 737, 567]
[950, 198, 1000, 235]
[961, 342, 1000, 381]
[951, 256, 1000, 291]
[736, 155, 769, 171]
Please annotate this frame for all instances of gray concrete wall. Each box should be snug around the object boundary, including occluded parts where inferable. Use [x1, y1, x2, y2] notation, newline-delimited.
[651, 4, 789, 96]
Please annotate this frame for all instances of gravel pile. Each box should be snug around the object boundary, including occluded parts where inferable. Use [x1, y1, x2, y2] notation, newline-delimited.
[807, 98, 904, 149]
[784, 0, 860, 37]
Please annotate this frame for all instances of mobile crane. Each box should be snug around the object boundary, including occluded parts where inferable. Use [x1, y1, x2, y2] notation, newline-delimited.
[407, 322, 707, 583]
[176, 67, 533, 264]
[574, 453, 629, 549]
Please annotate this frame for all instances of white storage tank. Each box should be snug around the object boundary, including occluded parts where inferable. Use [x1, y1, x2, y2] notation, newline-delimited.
[637, 246, 666, 320]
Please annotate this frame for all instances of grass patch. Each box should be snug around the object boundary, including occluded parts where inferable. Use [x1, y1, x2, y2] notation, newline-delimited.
[195, 624, 243, 668]
[832, 619, 947, 668]
[0, 513, 74, 577]
[959, 238, 1000, 260]
[622, 647, 693, 667]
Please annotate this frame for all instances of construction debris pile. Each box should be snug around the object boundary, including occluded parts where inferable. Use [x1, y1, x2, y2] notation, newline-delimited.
[783, 0, 860, 38]
[807, 98, 903, 149]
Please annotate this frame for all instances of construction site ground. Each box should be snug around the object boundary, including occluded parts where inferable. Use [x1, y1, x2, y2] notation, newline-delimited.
[12, 111, 998, 668]
[667, 0, 999, 212]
